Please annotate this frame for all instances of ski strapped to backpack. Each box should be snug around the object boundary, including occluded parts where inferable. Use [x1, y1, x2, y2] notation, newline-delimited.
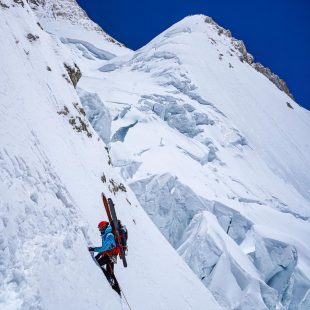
[101, 193, 128, 268]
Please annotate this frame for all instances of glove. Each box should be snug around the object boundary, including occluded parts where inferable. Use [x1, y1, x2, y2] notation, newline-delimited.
[88, 247, 95, 252]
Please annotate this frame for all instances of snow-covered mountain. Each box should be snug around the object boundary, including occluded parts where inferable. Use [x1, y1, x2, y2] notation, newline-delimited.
[0, 1, 220, 309]
[1, 0, 310, 309]
[75, 13, 310, 310]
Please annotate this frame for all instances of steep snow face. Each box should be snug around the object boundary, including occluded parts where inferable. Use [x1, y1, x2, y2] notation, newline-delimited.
[0, 3, 221, 310]
[73, 14, 310, 310]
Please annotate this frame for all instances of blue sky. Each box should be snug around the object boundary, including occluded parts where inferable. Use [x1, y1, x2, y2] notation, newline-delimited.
[76, 0, 310, 110]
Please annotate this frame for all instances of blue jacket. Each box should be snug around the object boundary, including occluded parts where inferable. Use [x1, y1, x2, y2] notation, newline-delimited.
[93, 225, 117, 254]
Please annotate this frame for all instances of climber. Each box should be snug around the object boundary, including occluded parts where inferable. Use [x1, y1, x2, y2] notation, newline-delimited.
[88, 220, 121, 295]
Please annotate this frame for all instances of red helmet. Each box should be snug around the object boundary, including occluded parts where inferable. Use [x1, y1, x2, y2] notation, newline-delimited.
[98, 220, 109, 230]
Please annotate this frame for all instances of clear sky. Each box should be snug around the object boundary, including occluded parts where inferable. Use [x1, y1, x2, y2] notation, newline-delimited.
[76, 0, 310, 110]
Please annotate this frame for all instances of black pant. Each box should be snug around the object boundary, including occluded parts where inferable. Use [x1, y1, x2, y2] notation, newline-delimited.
[95, 253, 121, 295]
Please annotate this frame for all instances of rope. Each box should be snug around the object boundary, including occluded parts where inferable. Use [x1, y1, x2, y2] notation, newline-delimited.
[119, 284, 132, 310]
[121, 291, 132, 310]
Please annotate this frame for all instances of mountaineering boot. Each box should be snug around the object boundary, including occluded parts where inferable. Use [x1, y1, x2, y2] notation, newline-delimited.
[110, 274, 121, 296]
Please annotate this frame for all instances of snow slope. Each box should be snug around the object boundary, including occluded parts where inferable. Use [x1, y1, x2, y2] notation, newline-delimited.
[66, 13, 310, 310]
[28, 0, 130, 57]
[0, 2, 220, 309]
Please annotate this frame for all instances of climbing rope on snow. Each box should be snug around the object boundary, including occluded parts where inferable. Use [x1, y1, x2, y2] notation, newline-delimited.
[119, 284, 132, 310]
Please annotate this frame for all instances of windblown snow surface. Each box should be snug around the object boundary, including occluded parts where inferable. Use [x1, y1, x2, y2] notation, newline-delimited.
[1, 1, 310, 309]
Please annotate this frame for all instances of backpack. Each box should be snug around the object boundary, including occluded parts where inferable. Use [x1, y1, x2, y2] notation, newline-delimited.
[112, 220, 128, 255]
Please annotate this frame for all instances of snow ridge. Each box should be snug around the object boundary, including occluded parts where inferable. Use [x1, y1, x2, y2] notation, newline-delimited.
[28, 0, 123, 47]
[203, 15, 293, 98]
